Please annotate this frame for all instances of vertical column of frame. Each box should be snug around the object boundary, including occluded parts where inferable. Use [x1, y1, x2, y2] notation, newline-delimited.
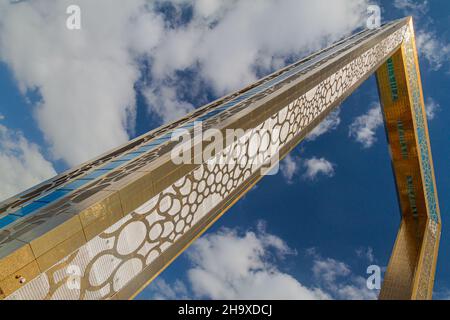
[376, 49, 427, 300]
[376, 18, 441, 300]
[402, 19, 441, 300]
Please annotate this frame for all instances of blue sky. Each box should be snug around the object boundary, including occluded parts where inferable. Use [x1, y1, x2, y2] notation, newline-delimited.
[0, 0, 448, 299]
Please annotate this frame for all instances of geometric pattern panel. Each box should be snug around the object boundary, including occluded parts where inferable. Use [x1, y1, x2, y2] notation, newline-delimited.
[0, 17, 441, 300]
[376, 18, 441, 300]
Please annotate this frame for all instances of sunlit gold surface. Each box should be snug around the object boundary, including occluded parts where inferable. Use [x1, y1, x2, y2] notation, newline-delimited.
[376, 18, 441, 299]
[0, 17, 440, 300]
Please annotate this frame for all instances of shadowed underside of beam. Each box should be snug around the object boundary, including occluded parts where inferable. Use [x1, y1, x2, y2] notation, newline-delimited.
[0, 17, 440, 300]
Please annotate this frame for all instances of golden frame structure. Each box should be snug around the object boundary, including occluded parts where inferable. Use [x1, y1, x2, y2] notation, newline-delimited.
[0, 17, 440, 300]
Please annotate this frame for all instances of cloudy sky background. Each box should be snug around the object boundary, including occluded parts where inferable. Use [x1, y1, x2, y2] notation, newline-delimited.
[0, 0, 449, 299]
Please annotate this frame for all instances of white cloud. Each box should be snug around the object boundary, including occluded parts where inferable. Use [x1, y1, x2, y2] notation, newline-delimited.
[281, 155, 336, 183]
[0, 124, 56, 201]
[151, 0, 369, 95]
[425, 97, 440, 120]
[143, 83, 195, 123]
[416, 31, 450, 71]
[356, 246, 375, 263]
[393, 0, 429, 14]
[434, 289, 450, 300]
[308, 250, 377, 300]
[143, 0, 369, 122]
[146, 224, 378, 300]
[0, 0, 165, 166]
[185, 224, 328, 300]
[302, 157, 335, 181]
[149, 279, 189, 300]
[349, 104, 383, 148]
[313, 257, 351, 283]
[280, 154, 300, 184]
[333, 277, 378, 300]
[0, 0, 369, 169]
[146, 222, 330, 300]
[306, 109, 341, 141]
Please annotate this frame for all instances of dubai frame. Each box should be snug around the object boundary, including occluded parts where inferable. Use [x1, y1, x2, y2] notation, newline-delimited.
[0, 17, 441, 300]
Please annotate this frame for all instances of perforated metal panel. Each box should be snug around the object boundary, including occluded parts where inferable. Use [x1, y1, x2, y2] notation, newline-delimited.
[0, 17, 440, 300]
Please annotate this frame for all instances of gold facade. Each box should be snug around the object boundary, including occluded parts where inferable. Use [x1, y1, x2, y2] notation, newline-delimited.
[0, 17, 440, 300]
[376, 19, 441, 300]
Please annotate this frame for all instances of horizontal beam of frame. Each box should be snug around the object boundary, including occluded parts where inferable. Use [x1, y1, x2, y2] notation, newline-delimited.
[2, 19, 412, 300]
